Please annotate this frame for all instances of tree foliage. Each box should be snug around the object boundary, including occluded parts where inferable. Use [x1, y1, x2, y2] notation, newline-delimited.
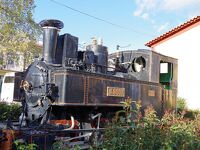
[0, 0, 41, 54]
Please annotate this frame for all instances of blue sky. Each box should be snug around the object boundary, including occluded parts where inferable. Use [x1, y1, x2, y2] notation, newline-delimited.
[34, 0, 200, 53]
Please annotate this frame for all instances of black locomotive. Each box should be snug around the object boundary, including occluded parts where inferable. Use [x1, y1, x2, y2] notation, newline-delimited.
[14, 19, 177, 128]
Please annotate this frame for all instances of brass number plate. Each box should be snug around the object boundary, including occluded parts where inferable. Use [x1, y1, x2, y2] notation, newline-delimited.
[107, 87, 125, 97]
[148, 90, 155, 97]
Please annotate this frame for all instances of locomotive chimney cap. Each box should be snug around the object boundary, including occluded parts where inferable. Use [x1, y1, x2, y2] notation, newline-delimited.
[39, 19, 64, 29]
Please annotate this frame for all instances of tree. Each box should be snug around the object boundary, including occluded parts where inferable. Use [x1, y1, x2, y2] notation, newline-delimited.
[0, 0, 42, 68]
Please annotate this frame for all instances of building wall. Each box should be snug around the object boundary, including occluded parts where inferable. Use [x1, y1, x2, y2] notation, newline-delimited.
[0, 52, 24, 72]
[151, 24, 200, 109]
[0, 52, 24, 100]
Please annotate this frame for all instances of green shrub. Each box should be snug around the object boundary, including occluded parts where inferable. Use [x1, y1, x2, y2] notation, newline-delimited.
[0, 102, 21, 121]
[176, 97, 200, 120]
[184, 109, 200, 119]
[14, 139, 37, 150]
[177, 97, 187, 112]
[99, 98, 200, 150]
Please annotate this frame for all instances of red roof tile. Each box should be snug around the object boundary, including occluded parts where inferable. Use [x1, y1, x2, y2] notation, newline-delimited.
[145, 16, 200, 47]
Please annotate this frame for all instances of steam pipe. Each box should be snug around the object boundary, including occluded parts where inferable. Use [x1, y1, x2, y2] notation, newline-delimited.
[39, 19, 64, 64]
[64, 116, 75, 130]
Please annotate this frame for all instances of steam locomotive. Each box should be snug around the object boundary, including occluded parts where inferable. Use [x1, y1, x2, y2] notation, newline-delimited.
[14, 19, 177, 128]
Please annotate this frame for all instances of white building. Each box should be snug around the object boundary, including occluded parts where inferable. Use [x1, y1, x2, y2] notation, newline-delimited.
[146, 16, 200, 109]
[0, 52, 24, 72]
[0, 40, 42, 102]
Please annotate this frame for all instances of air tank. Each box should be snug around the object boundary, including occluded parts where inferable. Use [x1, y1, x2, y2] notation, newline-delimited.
[86, 38, 108, 73]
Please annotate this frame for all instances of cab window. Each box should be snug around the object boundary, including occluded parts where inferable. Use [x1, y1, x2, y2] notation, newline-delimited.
[160, 61, 173, 89]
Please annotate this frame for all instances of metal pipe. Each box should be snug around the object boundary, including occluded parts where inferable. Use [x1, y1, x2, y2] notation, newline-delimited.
[91, 113, 102, 129]
[61, 133, 92, 142]
[64, 116, 75, 130]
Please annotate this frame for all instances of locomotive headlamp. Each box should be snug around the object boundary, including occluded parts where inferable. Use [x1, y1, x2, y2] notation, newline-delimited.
[21, 80, 32, 92]
[132, 56, 146, 72]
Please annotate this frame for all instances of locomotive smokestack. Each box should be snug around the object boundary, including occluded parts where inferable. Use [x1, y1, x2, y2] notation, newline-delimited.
[39, 19, 64, 64]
